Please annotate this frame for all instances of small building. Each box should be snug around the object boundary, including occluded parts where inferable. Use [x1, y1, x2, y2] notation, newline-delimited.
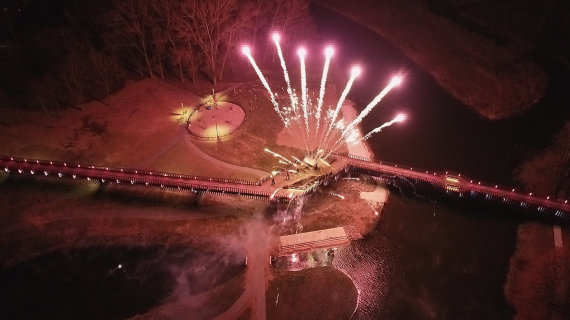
[279, 227, 349, 255]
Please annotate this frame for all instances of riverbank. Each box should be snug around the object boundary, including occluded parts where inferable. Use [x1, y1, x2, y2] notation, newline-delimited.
[504, 222, 570, 319]
[505, 120, 570, 319]
[266, 267, 358, 319]
[313, 0, 547, 120]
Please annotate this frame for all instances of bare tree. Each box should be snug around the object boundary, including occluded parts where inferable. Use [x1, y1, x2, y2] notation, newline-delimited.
[249, 0, 315, 60]
[274, 0, 315, 42]
[176, 0, 259, 84]
[94, 0, 313, 86]
[89, 47, 122, 102]
[104, 0, 155, 78]
[153, 0, 200, 82]
[42, 27, 89, 110]
[31, 76, 57, 117]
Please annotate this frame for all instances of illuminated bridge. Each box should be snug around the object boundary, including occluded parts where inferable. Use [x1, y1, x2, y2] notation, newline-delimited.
[1, 155, 569, 222]
[341, 153, 570, 222]
[0, 156, 289, 201]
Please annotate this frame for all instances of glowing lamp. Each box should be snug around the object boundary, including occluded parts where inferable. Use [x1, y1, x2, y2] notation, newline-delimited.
[241, 45, 251, 55]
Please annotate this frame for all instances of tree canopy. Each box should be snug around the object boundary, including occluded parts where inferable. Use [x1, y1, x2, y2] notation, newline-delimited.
[0, 0, 315, 111]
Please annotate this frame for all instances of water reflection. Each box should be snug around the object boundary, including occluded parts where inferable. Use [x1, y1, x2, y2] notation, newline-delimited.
[0, 246, 244, 320]
[335, 192, 517, 319]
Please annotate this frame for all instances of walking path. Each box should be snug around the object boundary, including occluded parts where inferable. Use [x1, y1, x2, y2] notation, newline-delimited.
[137, 126, 268, 181]
[212, 219, 272, 320]
[180, 129, 269, 179]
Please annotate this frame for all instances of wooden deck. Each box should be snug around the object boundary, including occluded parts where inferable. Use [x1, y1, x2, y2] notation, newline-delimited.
[279, 227, 349, 255]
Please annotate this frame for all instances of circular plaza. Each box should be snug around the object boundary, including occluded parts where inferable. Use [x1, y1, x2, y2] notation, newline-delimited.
[187, 101, 245, 140]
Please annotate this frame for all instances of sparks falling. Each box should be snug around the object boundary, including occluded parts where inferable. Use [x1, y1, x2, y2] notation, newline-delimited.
[319, 65, 361, 153]
[341, 75, 403, 139]
[242, 34, 407, 164]
[298, 47, 309, 135]
[264, 148, 294, 165]
[316, 46, 334, 131]
[272, 33, 297, 113]
[241, 45, 287, 125]
[361, 113, 406, 141]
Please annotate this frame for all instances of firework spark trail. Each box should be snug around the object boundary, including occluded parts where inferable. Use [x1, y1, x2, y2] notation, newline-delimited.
[241, 39, 407, 164]
[270, 187, 281, 199]
[291, 155, 308, 167]
[298, 48, 310, 136]
[318, 66, 360, 153]
[242, 46, 287, 126]
[272, 34, 298, 114]
[341, 75, 402, 139]
[361, 114, 406, 141]
[316, 47, 334, 132]
[264, 148, 294, 165]
[326, 114, 406, 157]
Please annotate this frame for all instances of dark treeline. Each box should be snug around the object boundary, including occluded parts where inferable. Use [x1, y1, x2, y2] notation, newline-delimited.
[0, 0, 314, 114]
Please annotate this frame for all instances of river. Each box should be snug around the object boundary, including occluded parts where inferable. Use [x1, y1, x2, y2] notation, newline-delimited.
[313, 4, 569, 320]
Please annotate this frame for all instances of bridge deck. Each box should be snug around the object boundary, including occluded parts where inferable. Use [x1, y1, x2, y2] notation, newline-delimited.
[1, 155, 569, 218]
[345, 156, 570, 215]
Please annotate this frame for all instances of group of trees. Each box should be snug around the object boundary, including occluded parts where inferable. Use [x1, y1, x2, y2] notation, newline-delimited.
[516, 120, 570, 198]
[1, 0, 314, 113]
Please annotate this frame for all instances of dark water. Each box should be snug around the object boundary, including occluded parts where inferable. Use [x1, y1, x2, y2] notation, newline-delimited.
[0, 246, 244, 320]
[312, 4, 570, 186]
[334, 191, 519, 319]
[311, 4, 570, 320]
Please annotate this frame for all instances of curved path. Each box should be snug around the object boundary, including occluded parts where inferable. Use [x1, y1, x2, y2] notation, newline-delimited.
[211, 218, 272, 320]
[137, 126, 269, 180]
[180, 129, 269, 179]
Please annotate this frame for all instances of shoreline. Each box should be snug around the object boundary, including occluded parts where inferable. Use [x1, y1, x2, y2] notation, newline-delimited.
[504, 222, 569, 319]
[313, 0, 547, 120]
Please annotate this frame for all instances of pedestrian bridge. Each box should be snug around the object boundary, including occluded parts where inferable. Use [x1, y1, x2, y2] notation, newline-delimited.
[1, 154, 569, 222]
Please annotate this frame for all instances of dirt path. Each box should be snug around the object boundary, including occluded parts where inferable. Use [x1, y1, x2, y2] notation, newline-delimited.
[213, 218, 273, 320]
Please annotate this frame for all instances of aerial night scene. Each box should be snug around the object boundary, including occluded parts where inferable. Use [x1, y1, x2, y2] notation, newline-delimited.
[1, 0, 570, 319]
